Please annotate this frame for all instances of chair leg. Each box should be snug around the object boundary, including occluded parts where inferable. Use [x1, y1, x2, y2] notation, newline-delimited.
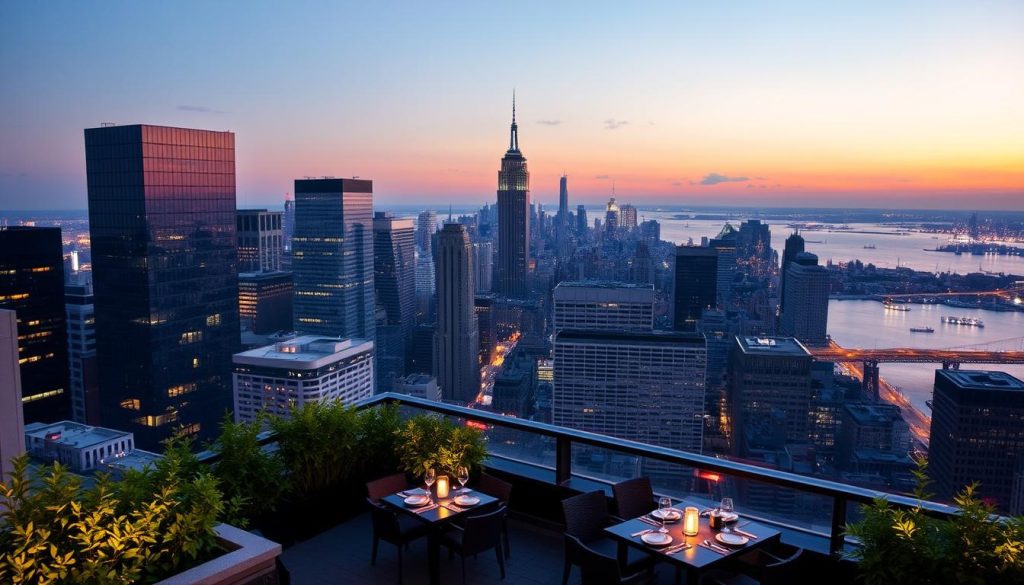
[562, 558, 571, 585]
[371, 536, 378, 565]
[502, 520, 511, 558]
[397, 542, 403, 585]
[461, 555, 467, 585]
[496, 545, 506, 579]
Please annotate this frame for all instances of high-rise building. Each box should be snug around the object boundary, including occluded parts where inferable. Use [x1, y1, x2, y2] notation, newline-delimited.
[416, 210, 437, 255]
[238, 271, 293, 334]
[553, 330, 706, 454]
[576, 205, 588, 238]
[415, 246, 436, 323]
[292, 178, 374, 341]
[728, 336, 814, 455]
[236, 209, 284, 272]
[394, 373, 441, 401]
[0, 310, 25, 479]
[737, 220, 773, 278]
[85, 124, 239, 449]
[639, 219, 660, 243]
[283, 196, 295, 254]
[709, 224, 739, 307]
[410, 323, 435, 375]
[779, 252, 829, 346]
[373, 212, 416, 392]
[557, 175, 569, 248]
[232, 336, 374, 422]
[433, 223, 480, 404]
[929, 370, 1024, 512]
[672, 245, 718, 332]
[779, 232, 805, 313]
[65, 280, 99, 425]
[553, 281, 654, 332]
[838, 403, 912, 483]
[619, 204, 637, 230]
[475, 294, 497, 365]
[473, 241, 494, 293]
[496, 97, 530, 298]
[1, 226, 71, 423]
[604, 196, 620, 234]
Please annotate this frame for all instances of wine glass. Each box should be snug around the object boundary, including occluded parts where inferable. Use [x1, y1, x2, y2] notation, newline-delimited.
[424, 468, 436, 502]
[720, 497, 734, 532]
[658, 496, 672, 534]
[456, 466, 469, 496]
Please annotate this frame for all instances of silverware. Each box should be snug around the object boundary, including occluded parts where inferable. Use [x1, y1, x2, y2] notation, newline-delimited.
[414, 503, 439, 514]
[732, 528, 757, 539]
[631, 529, 654, 537]
[701, 539, 729, 554]
[664, 543, 691, 554]
[638, 517, 660, 527]
[442, 503, 466, 513]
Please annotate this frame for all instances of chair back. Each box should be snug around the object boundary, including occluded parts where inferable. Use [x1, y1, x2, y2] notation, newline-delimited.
[478, 472, 513, 504]
[562, 490, 610, 543]
[366, 498, 401, 542]
[763, 548, 804, 585]
[367, 473, 408, 503]
[566, 534, 623, 585]
[461, 505, 507, 556]
[612, 477, 655, 520]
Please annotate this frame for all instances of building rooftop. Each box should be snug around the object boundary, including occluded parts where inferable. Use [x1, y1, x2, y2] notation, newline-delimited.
[24, 421, 129, 449]
[233, 335, 373, 369]
[844, 403, 901, 426]
[99, 449, 163, 475]
[938, 370, 1024, 392]
[555, 329, 705, 346]
[398, 373, 436, 386]
[554, 280, 654, 290]
[735, 336, 812, 357]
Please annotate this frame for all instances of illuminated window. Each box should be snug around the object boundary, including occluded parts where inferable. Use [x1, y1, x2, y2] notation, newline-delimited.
[179, 330, 203, 344]
[192, 357, 200, 368]
[121, 398, 141, 411]
[206, 314, 222, 326]
[167, 383, 197, 397]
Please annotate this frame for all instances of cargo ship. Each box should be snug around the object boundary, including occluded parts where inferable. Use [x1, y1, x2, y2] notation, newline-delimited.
[909, 327, 934, 333]
[883, 300, 911, 311]
[941, 316, 984, 328]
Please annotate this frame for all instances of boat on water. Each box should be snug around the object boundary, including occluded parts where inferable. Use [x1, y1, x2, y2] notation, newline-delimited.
[941, 316, 984, 327]
[909, 327, 934, 333]
[863, 244, 876, 249]
[883, 300, 911, 311]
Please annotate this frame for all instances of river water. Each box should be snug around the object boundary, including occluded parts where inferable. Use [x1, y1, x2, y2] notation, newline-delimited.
[641, 211, 1024, 413]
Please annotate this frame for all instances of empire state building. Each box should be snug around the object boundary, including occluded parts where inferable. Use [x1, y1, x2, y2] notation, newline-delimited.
[495, 95, 530, 298]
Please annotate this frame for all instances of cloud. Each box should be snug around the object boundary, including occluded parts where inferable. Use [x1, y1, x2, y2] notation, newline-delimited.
[698, 173, 749, 186]
[594, 174, 610, 180]
[177, 105, 225, 114]
[671, 181, 682, 187]
[603, 118, 629, 130]
[537, 119, 561, 126]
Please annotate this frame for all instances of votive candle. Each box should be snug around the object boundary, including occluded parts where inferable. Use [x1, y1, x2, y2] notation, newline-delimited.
[683, 506, 700, 536]
[436, 475, 450, 499]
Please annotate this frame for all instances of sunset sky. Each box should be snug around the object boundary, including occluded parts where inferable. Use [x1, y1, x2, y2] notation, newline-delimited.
[1, 1, 1022, 210]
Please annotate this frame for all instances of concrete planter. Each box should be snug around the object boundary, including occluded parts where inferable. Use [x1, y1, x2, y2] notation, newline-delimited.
[156, 524, 282, 585]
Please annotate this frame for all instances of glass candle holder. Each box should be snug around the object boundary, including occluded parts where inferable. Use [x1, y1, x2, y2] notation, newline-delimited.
[683, 506, 700, 536]
[436, 475, 450, 499]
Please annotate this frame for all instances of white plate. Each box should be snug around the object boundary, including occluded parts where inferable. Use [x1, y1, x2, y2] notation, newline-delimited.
[453, 495, 480, 506]
[641, 532, 673, 547]
[404, 495, 431, 507]
[715, 532, 748, 547]
[651, 509, 682, 521]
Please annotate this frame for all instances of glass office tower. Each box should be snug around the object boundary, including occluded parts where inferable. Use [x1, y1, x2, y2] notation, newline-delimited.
[85, 124, 239, 451]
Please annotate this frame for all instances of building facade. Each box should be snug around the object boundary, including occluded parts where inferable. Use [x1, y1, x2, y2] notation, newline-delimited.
[292, 178, 374, 341]
[416, 210, 437, 256]
[85, 124, 239, 449]
[779, 252, 829, 346]
[238, 271, 293, 335]
[0, 310, 25, 479]
[65, 280, 99, 425]
[232, 336, 374, 422]
[433, 223, 480, 404]
[236, 209, 284, 272]
[373, 212, 416, 392]
[552, 281, 654, 332]
[496, 99, 530, 298]
[779, 232, 805, 314]
[24, 420, 135, 473]
[0, 226, 70, 423]
[473, 241, 493, 293]
[672, 245, 718, 332]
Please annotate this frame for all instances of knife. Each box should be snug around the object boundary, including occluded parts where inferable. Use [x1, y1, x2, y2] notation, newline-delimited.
[414, 503, 439, 514]
[631, 528, 654, 537]
[701, 540, 729, 554]
[732, 528, 758, 539]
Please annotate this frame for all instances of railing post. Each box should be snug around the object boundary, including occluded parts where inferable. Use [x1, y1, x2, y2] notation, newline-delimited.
[830, 496, 848, 556]
[556, 436, 571, 485]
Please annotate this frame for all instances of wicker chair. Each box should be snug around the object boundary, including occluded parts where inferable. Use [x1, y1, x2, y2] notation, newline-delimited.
[561, 491, 658, 585]
[442, 505, 508, 585]
[612, 477, 656, 520]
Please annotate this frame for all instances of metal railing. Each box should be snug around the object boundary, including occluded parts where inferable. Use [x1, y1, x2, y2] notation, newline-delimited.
[207, 392, 962, 556]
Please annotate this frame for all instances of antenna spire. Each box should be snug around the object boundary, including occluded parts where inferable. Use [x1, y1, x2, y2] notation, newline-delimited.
[508, 90, 519, 152]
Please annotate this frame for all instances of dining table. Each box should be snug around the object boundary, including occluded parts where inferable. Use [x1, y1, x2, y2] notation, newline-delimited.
[380, 487, 500, 585]
[604, 504, 782, 583]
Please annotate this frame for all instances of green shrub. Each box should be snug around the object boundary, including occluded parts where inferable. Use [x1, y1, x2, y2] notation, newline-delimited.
[396, 414, 487, 479]
[211, 413, 287, 524]
[0, 440, 225, 585]
[846, 460, 1024, 585]
[356, 403, 403, 479]
[271, 400, 361, 500]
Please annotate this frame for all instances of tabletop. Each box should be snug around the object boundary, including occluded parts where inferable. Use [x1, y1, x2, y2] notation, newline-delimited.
[604, 508, 781, 571]
[381, 488, 500, 524]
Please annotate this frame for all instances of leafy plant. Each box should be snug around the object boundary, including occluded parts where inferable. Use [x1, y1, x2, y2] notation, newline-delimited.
[271, 400, 362, 500]
[846, 459, 1024, 585]
[0, 442, 226, 585]
[356, 403, 403, 479]
[211, 413, 287, 525]
[396, 414, 487, 478]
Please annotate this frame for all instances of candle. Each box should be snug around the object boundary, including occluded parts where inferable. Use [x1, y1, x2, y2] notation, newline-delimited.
[683, 506, 700, 536]
[436, 475, 450, 499]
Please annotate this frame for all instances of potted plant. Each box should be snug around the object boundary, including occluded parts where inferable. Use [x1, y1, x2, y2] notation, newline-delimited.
[395, 414, 487, 484]
[845, 460, 1024, 585]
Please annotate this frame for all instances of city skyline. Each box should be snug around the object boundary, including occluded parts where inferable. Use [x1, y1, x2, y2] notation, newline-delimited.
[1, 2, 1022, 211]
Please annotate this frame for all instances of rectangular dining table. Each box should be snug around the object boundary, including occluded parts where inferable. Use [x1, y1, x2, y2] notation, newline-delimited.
[380, 488, 500, 585]
[604, 507, 781, 582]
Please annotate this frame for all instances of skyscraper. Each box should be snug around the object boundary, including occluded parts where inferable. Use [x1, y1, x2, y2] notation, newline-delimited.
[415, 246, 436, 324]
[0, 226, 71, 423]
[0, 310, 25, 479]
[473, 241, 493, 293]
[65, 279, 99, 425]
[292, 178, 374, 341]
[779, 232, 805, 313]
[416, 210, 437, 255]
[433, 223, 480, 404]
[373, 212, 416, 392]
[604, 196, 620, 235]
[496, 96, 530, 298]
[553, 281, 654, 332]
[557, 174, 569, 238]
[779, 252, 829, 346]
[619, 204, 637, 230]
[85, 124, 239, 449]
[672, 245, 718, 331]
[283, 196, 295, 252]
[238, 271, 293, 335]
[929, 370, 1024, 512]
[236, 209, 284, 272]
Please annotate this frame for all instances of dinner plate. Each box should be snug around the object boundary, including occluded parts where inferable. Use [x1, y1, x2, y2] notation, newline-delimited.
[641, 532, 673, 547]
[651, 508, 682, 522]
[404, 495, 431, 507]
[715, 532, 748, 547]
[453, 495, 480, 506]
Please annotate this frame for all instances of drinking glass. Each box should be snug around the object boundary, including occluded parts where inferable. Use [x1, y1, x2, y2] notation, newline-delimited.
[658, 497, 672, 534]
[720, 497, 734, 514]
[425, 468, 436, 502]
[456, 466, 469, 495]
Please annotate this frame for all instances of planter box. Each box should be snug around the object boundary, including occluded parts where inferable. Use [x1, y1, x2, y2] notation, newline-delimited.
[156, 523, 282, 585]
